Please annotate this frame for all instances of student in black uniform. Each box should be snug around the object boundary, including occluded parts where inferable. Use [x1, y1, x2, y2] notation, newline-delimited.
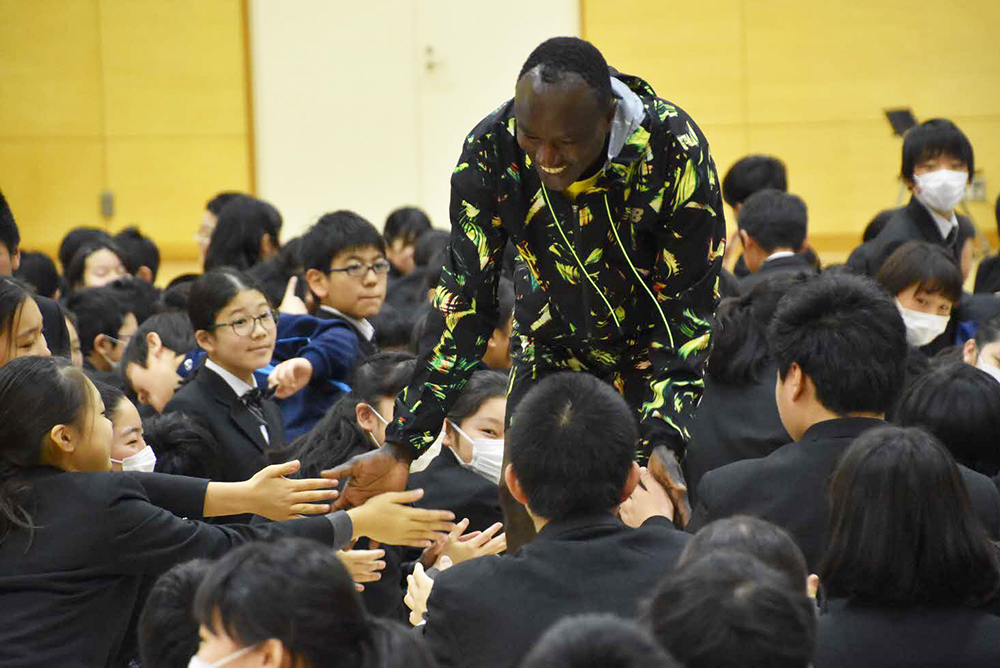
[0, 355, 457, 668]
[163, 269, 285, 515]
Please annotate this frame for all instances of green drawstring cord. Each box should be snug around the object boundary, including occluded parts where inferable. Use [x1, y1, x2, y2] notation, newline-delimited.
[603, 195, 675, 349]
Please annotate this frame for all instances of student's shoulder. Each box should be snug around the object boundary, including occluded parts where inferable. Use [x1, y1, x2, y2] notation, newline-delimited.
[33, 468, 148, 508]
[434, 553, 506, 594]
[698, 443, 797, 497]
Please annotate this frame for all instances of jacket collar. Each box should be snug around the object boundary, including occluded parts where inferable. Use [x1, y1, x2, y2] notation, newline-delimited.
[904, 196, 953, 246]
[533, 511, 624, 542]
[800, 417, 886, 444]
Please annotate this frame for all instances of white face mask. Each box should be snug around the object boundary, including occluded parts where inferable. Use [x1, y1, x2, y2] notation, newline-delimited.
[365, 404, 389, 448]
[976, 354, 1000, 384]
[111, 445, 157, 473]
[914, 169, 967, 215]
[451, 422, 505, 485]
[188, 645, 256, 668]
[896, 300, 950, 348]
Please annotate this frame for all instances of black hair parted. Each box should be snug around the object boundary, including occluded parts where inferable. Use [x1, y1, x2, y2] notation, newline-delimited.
[875, 240, 963, 304]
[901, 118, 974, 183]
[13, 251, 60, 299]
[58, 227, 113, 273]
[145, 412, 221, 479]
[384, 206, 432, 244]
[446, 369, 507, 427]
[66, 286, 129, 357]
[139, 559, 213, 668]
[708, 273, 815, 385]
[508, 372, 636, 520]
[895, 362, 1000, 477]
[679, 515, 809, 594]
[642, 551, 816, 668]
[721, 155, 788, 208]
[114, 227, 161, 282]
[768, 272, 908, 415]
[204, 195, 282, 272]
[186, 268, 269, 333]
[521, 614, 681, 668]
[518, 37, 613, 109]
[0, 190, 20, 256]
[0, 276, 32, 354]
[738, 189, 808, 253]
[64, 240, 127, 291]
[122, 311, 197, 377]
[300, 210, 386, 273]
[820, 425, 1000, 608]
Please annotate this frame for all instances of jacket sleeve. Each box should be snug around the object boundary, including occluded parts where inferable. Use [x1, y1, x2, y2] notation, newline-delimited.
[292, 320, 360, 386]
[638, 134, 726, 462]
[386, 130, 509, 454]
[126, 472, 209, 519]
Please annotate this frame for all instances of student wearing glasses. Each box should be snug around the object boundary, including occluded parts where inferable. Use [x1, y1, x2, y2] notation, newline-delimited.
[163, 269, 285, 522]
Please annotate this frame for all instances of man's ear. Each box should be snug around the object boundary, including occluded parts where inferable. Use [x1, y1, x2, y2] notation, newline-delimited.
[355, 402, 378, 432]
[738, 229, 754, 252]
[304, 268, 329, 300]
[963, 339, 979, 365]
[194, 330, 215, 356]
[505, 463, 530, 507]
[135, 266, 154, 283]
[258, 638, 286, 668]
[93, 334, 114, 357]
[146, 331, 165, 357]
[787, 362, 807, 402]
[621, 461, 641, 503]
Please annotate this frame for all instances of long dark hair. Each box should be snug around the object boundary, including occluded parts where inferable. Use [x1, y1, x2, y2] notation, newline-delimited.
[820, 425, 1000, 607]
[272, 352, 417, 477]
[0, 276, 31, 363]
[0, 356, 91, 539]
[203, 195, 282, 272]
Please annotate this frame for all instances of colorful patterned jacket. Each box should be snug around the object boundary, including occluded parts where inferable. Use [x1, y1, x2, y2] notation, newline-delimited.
[386, 72, 727, 460]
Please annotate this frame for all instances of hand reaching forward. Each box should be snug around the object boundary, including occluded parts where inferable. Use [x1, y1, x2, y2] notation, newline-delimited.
[278, 276, 308, 315]
[405, 560, 449, 626]
[268, 357, 314, 399]
[323, 443, 413, 509]
[620, 467, 674, 528]
[336, 548, 386, 592]
[347, 488, 455, 547]
[247, 460, 339, 520]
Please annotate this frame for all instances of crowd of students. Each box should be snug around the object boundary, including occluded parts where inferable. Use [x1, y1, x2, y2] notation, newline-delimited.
[1, 66, 1000, 668]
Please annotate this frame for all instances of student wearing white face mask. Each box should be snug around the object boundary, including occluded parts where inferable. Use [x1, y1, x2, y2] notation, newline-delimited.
[848, 118, 976, 278]
[962, 313, 1000, 384]
[875, 241, 963, 357]
[408, 370, 507, 534]
[95, 381, 158, 472]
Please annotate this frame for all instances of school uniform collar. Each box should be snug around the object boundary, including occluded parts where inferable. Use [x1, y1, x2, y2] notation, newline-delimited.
[204, 359, 259, 398]
[916, 198, 959, 241]
[764, 250, 797, 263]
[319, 305, 375, 341]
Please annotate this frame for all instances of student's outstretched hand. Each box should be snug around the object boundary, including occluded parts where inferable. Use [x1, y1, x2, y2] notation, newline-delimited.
[620, 468, 674, 528]
[405, 560, 446, 626]
[323, 443, 413, 509]
[248, 460, 339, 520]
[347, 488, 455, 548]
[336, 548, 386, 592]
[278, 276, 309, 314]
[268, 357, 314, 399]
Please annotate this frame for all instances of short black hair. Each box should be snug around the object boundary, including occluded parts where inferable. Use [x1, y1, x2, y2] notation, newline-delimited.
[204, 195, 282, 272]
[875, 240, 963, 304]
[820, 425, 1000, 607]
[973, 313, 1000, 349]
[901, 118, 974, 183]
[722, 155, 788, 208]
[64, 240, 126, 291]
[300, 210, 386, 272]
[769, 273, 908, 415]
[205, 191, 242, 215]
[14, 251, 59, 299]
[413, 230, 450, 268]
[709, 273, 815, 385]
[58, 227, 112, 272]
[145, 412, 221, 479]
[895, 362, 1000, 476]
[508, 372, 636, 520]
[161, 277, 197, 311]
[738, 189, 808, 253]
[0, 191, 20, 256]
[66, 287, 129, 357]
[186, 268, 268, 333]
[384, 206, 432, 245]
[369, 303, 413, 352]
[139, 559, 212, 668]
[518, 37, 613, 109]
[521, 614, 681, 668]
[643, 551, 816, 668]
[862, 208, 899, 243]
[93, 379, 127, 418]
[122, 312, 197, 377]
[679, 515, 808, 593]
[193, 538, 372, 666]
[107, 276, 162, 325]
[113, 227, 161, 282]
[446, 369, 508, 426]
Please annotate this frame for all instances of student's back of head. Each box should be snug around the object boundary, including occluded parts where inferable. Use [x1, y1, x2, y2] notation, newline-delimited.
[113, 227, 161, 284]
[894, 362, 1000, 476]
[722, 155, 788, 209]
[66, 286, 128, 360]
[0, 191, 20, 262]
[643, 551, 816, 668]
[737, 189, 808, 255]
[107, 276, 161, 325]
[144, 412, 220, 478]
[769, 273, 908, 419]
[204, 195, 282, 271]
[14, 251, 60, 299]
[520, 614, 681, 668]
[507, 372, 637, 521]
[138, 558, 212, 668]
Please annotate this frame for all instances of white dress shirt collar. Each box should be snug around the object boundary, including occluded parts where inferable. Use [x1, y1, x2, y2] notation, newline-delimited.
[917, 199, 959, 240]
[204, 358, 258, 398]
[320, 305, 375, 341]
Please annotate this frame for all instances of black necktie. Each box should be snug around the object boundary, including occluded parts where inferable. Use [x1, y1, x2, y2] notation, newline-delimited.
[239, 387, 274, 423]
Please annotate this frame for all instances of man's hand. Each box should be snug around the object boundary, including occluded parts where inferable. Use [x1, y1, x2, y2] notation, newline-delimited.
[647, 446, 691, 528]
[267, 357, 314, 399]
[246, 460, 339, 520]
[336, 548, 386, 592]
[620, 467, 674, 528]
[323, 442, 414, 509]
[347, 488, 455, 547]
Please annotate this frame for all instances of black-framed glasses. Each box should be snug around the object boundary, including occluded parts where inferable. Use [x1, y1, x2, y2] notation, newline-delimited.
[209, 309, 280, 337]
[328, 260, 392, 278]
